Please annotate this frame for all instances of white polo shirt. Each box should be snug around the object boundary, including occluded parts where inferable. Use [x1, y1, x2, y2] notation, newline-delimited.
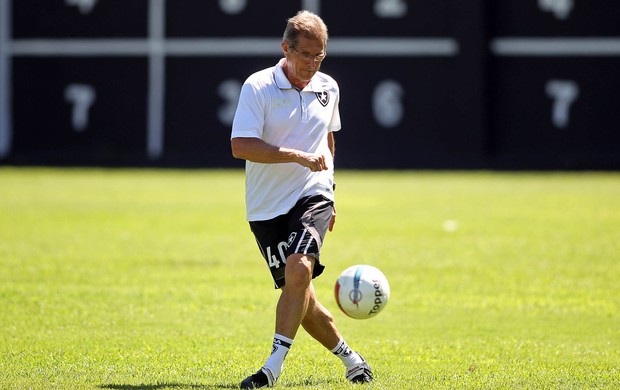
[231, 59, 341, 221]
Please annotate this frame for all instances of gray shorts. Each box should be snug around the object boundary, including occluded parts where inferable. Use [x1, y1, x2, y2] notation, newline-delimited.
[249, 195, 334, 289]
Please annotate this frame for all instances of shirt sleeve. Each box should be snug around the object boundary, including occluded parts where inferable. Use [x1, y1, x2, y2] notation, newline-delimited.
[231, 81, 265, 139]
[328, 84, 341, 133]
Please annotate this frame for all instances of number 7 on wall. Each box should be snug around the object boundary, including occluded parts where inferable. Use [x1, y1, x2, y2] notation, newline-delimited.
[64, 83, 96, 132]
[546, 80, 579, 129]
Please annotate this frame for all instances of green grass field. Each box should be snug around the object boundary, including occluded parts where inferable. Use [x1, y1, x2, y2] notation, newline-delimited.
[1, 168, 619, 389]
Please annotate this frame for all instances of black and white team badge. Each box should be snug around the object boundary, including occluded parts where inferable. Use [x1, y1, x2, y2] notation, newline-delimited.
[315, 90, 329, 107]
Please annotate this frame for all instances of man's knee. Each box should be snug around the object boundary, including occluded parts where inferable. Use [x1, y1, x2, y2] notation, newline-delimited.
[284, 254, 314, 287]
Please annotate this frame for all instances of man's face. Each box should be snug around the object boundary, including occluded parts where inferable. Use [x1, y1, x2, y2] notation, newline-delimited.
[283, 36, 326, 83]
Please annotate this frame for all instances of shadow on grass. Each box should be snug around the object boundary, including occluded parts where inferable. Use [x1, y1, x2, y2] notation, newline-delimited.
[99, 383, 239, 389]
[100, 377, 340, 389]
[284, 377, 342, 388]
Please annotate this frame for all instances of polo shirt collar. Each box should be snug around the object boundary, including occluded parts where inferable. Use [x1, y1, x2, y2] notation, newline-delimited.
[274, 58, 324, 92]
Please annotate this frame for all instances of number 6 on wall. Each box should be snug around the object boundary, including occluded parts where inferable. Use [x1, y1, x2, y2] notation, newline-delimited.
[373, 80, 404, 128]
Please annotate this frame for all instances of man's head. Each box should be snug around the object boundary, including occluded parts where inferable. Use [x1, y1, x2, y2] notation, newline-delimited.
[281, 11, 329, 87]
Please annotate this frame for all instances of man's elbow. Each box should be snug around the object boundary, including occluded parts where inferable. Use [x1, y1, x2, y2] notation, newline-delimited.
[230, 139, 246, 160]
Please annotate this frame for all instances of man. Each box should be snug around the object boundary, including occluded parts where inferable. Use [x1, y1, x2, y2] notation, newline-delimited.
[230, 10, 373, 389]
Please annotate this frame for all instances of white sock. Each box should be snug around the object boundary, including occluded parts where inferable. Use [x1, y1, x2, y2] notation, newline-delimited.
[330, 338, 363, 369]
[263, 333, 294, 380]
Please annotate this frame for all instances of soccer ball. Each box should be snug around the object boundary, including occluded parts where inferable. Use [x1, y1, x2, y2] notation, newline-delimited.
[334, 265, 390, 319]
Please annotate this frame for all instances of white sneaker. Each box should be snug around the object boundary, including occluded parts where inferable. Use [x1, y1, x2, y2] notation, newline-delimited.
[346, 353, 373, 383]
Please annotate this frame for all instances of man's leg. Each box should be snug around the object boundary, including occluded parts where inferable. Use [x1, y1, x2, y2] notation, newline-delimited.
[301, 275, 374, 384]
[250, 253, 314, 386]
[275, 253, 314, 338]
[301, 282, 341, 349]
[240, 253, 314, 389]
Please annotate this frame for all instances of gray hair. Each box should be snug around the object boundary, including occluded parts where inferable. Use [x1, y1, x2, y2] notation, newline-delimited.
[283, 10, 328, 47]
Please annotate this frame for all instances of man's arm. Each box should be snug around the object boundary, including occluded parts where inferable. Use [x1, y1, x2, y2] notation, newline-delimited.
[231, 137, 328, 172]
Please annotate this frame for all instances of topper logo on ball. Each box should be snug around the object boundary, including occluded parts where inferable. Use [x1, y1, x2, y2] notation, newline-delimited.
[368, 280, 386, 316]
